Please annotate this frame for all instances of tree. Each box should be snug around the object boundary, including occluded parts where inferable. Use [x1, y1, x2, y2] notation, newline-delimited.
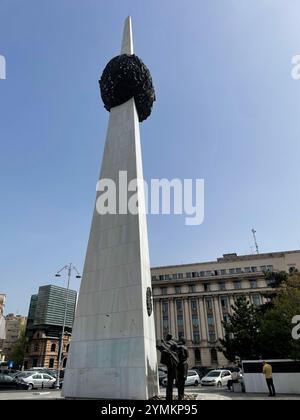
[6, 326, 27, 369]
[260, 271, 288, 312]
[218, 296, 261, 362]
[258, 272, 300, 359]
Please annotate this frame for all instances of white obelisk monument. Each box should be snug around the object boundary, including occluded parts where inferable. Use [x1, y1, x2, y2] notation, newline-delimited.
[62, 17, 159, 399]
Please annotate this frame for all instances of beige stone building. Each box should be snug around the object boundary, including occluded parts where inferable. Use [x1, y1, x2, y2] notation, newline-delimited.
[151, 250, 300, 369]
[1, 313, 27, 359]
[0, 294, 6, 361]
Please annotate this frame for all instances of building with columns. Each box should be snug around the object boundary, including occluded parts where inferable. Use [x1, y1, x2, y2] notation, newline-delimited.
[151, 250, 300, 369]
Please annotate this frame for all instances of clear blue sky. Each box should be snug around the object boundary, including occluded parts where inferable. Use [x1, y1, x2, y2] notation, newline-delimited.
[1, 0, 300, 315]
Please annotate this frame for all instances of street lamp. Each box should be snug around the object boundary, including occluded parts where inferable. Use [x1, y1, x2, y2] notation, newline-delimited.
[54, 263, 81, 389]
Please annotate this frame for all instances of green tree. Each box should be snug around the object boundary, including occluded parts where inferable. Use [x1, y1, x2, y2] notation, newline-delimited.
[260, 270, 288, 313]
[6, 326, 27, 369]
[218, 296, 261, 362]
[258, 272, 300, 359]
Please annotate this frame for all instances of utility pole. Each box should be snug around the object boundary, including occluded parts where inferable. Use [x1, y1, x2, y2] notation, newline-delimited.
[251, 228, 259, 254]
[54, 263, 81, 389]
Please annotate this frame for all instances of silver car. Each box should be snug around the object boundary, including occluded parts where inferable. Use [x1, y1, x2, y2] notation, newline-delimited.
[16, 372, 56, 390]
[200, 369, 232, 387]
[162, 370, 200, 387]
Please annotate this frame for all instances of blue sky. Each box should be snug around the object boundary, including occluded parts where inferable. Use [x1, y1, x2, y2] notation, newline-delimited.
[1, 0, 300, 314]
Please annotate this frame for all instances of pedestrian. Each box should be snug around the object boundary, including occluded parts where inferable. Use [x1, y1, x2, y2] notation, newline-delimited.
[262, 361, 276, 397]
[176, 337, 189, 400]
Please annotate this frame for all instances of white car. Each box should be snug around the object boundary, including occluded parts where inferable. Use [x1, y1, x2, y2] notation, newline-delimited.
[200, 369, 232, 387]
[16, 372, 56, 390]
[162, 370, 200, 387]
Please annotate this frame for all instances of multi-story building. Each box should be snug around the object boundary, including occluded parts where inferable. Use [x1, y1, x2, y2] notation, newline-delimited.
[151, 250, 300, 369]
[23, 285, 77, 370]
[0, 294, 6, 361]
[1, 313, 27, 359]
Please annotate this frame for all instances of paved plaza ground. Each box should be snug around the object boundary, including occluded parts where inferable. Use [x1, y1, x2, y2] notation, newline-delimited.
[0, 386, 299, 400]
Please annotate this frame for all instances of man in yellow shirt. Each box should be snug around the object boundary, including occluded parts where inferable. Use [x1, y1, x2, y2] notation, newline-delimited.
[262, 361, 276, 396]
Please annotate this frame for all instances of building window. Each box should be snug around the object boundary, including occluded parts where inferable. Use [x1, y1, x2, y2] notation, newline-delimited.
[165, 274, 170, 280]
[223, 314, 230, 324]
[203, 283, 210, 292]
[49, 358, 54, 368]
[66, 344, 70, 352]
[207, 313, 216, 343]
[175, 286, 181, 294]
[63, 358, 67, 368]
[220, 269, 227, 275]
[186, 272, 192, 278]
[250, 279, 257, 289]
[200, 271, 205, 277]
[191, 299, 200, 343]
[235, 268, 242, 274]
[159, 275, 164, 281]
[251, 266, 257, 272]
[244, 267, 251, 273]
[151, 275, 157, 281]
[172, 273, 178, 280]
[161, 287, 167, 295]
[229, 268, 235, 274]
[191, 299, 197, 311]
[206, 298, 213, 311]
[266, 278, 274, 287]
[192, 272, 199, 278]
[234, 281, 241, 290]
[211, 348, 218, 364]
[178, 273, 183, 279]
[260, 266, 266, 272]
[218, 282, 226, 291]
[162, 299, 169, 338]
[189, 284, 196, 293]
[252, 294, 261, 306]
[34, 344, 39, 352]
[32, 358, 38, 367]
[267, 265, 273, 272]
[194, 348, 201, 363]
[50, 343, 56, 352]
[207, 313, 214, 326]
[176, 299, 185, 339]
[220, 297, 228, 310]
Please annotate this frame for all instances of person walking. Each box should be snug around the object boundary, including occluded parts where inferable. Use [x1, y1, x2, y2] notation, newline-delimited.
[176, 338, 189, 400]
[262, 361, 276, 397]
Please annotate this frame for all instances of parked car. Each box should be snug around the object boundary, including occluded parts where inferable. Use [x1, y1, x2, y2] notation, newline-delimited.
[162, 370, 200, 387]
[158, 367, 167, 385]
[191, 366, 210, 380]
[16, 372, 56, 390]
[184, 370, 201, 386]
[200, 369, 232, 387]
[0, 374, 17, 389]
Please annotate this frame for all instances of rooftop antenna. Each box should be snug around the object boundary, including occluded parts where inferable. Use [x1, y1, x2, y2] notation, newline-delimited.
[251, 228, 259, 254]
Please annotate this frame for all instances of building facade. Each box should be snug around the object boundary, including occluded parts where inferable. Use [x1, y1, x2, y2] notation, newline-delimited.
[0, 294, 6, 361]
[23, 330, 71, 370]
[1, 313, 27, 359]
[24, 284, 77, 370]
[151, 250, 300, 369]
